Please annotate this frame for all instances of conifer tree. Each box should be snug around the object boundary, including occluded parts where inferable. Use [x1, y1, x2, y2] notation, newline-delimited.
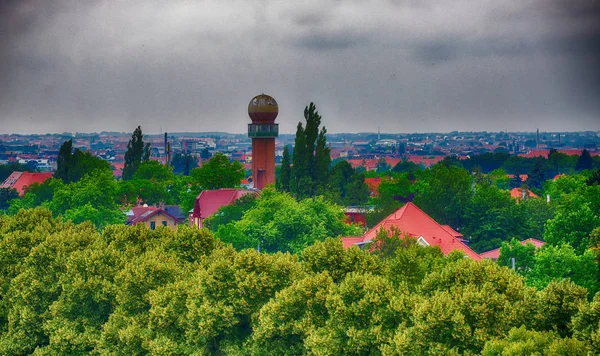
[277, 146, 291, 192]
[122, 126, 151, 181]
[527, 158, 545, 190]
[55, 139, 74, 182]
[291, 122, 310, 198]
[289, 103, 330, 199]
[575, 149, 593, 171]
[314, 127, 331, 194]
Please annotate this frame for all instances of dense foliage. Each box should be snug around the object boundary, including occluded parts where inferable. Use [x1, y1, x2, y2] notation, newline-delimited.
[55, 139, 112, 184]
[122, 126, 151, 181]
[0, 210, 599, 354]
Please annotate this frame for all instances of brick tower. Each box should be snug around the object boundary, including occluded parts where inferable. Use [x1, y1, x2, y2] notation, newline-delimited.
[248, 94, 278, 190]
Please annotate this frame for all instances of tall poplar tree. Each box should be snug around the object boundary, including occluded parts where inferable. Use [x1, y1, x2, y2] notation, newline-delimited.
[291, 122, 310, 198]
[290, 103, 331, 199]
[122, 126, 151, 181]
[314, 126, 331, 194]
[277, 146, 291, 192]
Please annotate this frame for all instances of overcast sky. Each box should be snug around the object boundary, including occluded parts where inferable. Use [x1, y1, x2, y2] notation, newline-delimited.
[1, 0, 599, 134]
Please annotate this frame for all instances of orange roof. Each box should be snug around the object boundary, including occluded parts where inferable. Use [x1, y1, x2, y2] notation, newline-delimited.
[506, 174, 528, 182]
[480, 238, 545, 260]
[509, 187, 538, 200]
[0, 171, 53, 196]
[406, 155, 445, 167]
[364, 177, 381, 195]
[340, 202, 481, 260]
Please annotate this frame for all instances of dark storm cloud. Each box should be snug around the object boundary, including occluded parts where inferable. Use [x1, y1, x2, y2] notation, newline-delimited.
[0, 0, 599, 134]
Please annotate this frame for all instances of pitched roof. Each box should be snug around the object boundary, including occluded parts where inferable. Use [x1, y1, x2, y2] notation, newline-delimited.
[0, 171, 53, 195]
[127, 206, 183, 225]
[192, 188, 255, 220]
[340, 202, 481, 260]
[509, 187, 538, 200]
[479, 238, 545, 259]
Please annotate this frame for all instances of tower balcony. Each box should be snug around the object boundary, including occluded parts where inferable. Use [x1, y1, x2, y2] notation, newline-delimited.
[248, 123, 279, 138]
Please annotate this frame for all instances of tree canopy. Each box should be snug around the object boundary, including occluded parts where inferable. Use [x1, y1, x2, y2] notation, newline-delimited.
[122, 126, 151, 180]
[0, 206, 599, 354]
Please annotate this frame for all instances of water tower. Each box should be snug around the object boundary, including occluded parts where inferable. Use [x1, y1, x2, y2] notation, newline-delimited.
[248, 94, 278, 190]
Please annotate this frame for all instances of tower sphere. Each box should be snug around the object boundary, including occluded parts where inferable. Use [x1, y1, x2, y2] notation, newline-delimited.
[248, 94, 278, 123]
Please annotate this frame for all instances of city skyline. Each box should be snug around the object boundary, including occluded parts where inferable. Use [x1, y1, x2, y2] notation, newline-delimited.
[1, 0, 599, 134]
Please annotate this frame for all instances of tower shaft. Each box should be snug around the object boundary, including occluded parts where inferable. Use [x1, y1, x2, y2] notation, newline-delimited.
[251, 137, 276, 190]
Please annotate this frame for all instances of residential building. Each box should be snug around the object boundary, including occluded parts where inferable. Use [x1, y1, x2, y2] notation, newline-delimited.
[340, 202, 481, 260]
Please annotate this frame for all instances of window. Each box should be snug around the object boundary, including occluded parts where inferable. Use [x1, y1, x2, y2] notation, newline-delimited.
[162, 221, 167, 226]
[150, 221, 155, 230]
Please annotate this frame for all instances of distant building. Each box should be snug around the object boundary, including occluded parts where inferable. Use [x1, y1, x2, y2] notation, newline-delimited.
[190, 188, 255, 228]
[126, 205, 184, 230]
[340, 202, 481, 260]
[0, 171, 53, 196]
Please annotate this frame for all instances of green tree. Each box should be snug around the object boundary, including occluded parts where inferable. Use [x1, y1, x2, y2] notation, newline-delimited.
[291, 123, 310, 199]
[0, 162, 34, 182]
[412, 163, 471, 229]
[575, 149, 593, 171]
[587, 169, 600, 186]
[367, 174, 413, 226]
[528, 245, 599, 294]
[488, 168, 510, 190]
[463, 182, 530, 253]
[122, 126, 151, 180]
[325, 160, 369, 206]
[314, 126, 331, 195]
[277, 146, 291, 192]
[171, 153, 198, 176]
[572, 292, 600, 351]
[497, 238, 536, 275]
[47, 170, 125, 229]
[55, 139, 112, 183]
[216, 188, 360, 253]
[290, 103, 330, 199]
[481, 326, 590, 356]
[190, 153, 244, 190]
[0, 188, 18, 210]
[544, 201, 599, 254]
[250, 273, 334, 355]
[132, 160, 175, 182]
[527, 158, 546, 190]
[203, 193, 257, 232]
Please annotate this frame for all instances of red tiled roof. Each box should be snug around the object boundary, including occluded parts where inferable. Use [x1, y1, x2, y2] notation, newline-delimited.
[340, 202, 481, 260]
[507, 174, 528, 182]
[192, 188, 255, 220]
[441, 225, 463, 238]
[518, 149, 600, 159]
[0, 171, 53, 196]
[509, 187, 538, 200]
[364, 177, 381, 195]
[346, 158, 402, 171]
[341, 237, 364, 249]
[406, 155, 445, 167]
[480, 238, 545, 259]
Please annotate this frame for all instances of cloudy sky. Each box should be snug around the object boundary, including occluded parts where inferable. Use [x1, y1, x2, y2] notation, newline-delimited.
[1, 0, 599, 134]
